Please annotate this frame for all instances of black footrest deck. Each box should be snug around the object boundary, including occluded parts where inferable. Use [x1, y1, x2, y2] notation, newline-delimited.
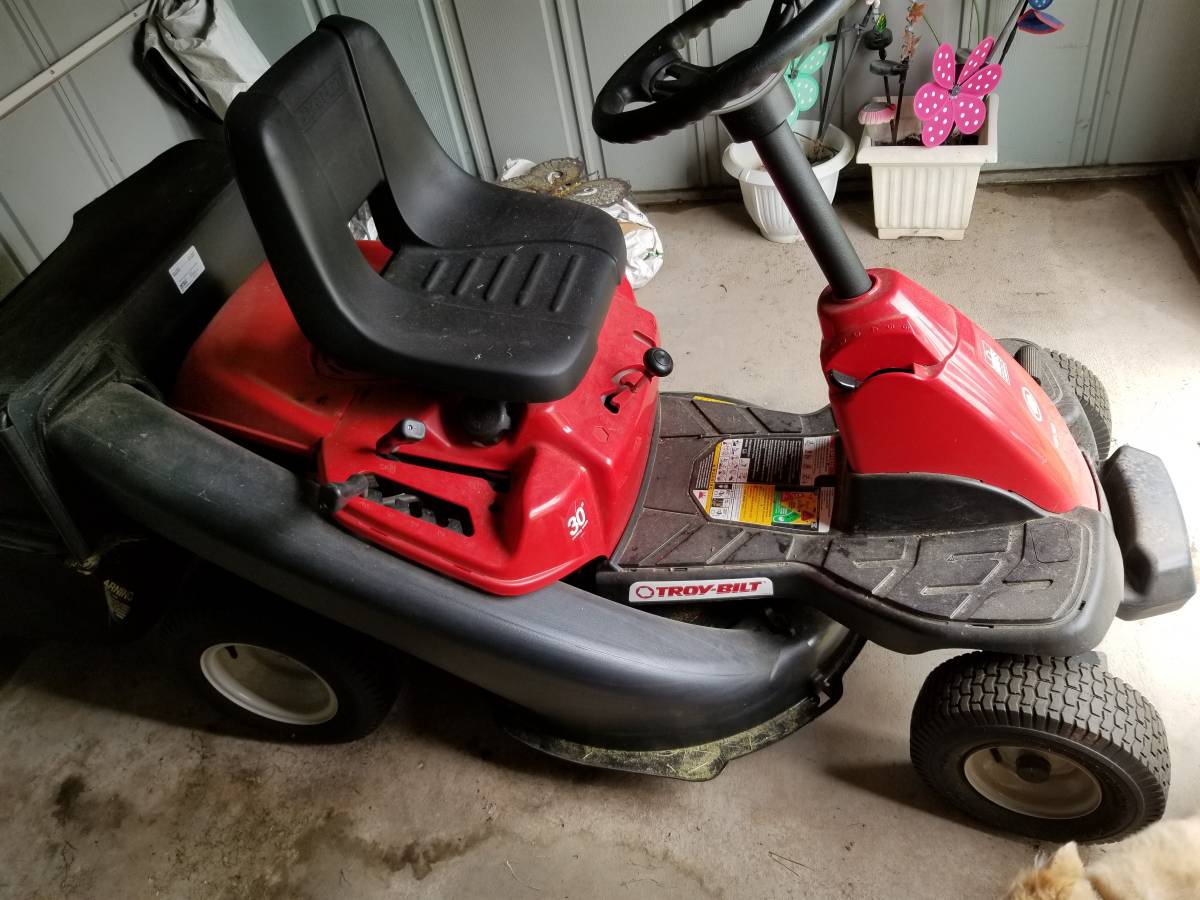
[600, 394, 1124, 655]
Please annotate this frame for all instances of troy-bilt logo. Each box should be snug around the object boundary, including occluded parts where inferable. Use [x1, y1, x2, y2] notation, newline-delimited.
[628, 577, 774, 604]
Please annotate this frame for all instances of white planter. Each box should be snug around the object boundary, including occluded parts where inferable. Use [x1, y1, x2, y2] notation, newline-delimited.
[722, 120, 853, 243]
[856, 95, 999, 240]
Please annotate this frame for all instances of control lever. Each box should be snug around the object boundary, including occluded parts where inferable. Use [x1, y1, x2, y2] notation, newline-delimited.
[605, 346, 674, 412]
[318, 473, 372, 514]
[375, 418, 426, 456]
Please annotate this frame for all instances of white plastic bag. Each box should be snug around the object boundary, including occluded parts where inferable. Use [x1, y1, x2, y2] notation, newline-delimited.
[500, 159, 664, 289]
[142, 0, 268, 117]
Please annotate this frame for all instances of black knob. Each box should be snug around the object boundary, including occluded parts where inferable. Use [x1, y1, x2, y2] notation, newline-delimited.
[456, 398, 513, 446]
[643, 347, 674, 378]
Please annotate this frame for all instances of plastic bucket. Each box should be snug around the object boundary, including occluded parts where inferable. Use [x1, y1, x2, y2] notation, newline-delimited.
[722, 120, 853, 243]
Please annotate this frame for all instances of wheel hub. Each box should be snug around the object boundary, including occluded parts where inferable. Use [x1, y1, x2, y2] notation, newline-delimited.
[962, 744, 1102, 820]
[199, 643, 339, 726]
[1015, 752, 1052, 784]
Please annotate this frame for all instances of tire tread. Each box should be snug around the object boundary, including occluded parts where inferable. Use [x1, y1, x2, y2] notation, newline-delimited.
[911, 653, 1169, 839]
[1049, 350, 1113, 459]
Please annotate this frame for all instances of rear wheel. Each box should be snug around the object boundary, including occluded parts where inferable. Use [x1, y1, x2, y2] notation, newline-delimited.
[910, 653, 1169, 842]
[1049, 350, 1112, 460]
[158, 576, 400, 742]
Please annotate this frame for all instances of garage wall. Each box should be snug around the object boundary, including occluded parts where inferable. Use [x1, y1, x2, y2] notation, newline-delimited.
[230, 0, 478, 173]
[437, 0, 1200, 185]
[0, 0, 207, 292]
[2, 0, 1198, 300]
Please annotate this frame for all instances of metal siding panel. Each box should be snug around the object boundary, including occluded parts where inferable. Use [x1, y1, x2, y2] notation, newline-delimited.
[434, 0, 493, 177]
[8, 0, 207, 183]
[1087, 0, 1142, 165]
[5, 0, 123, 183]
[0, 197, 33, 288]
[683, 0, 721, 185]
[0, 4, 42, 96]
[0, 7, 110, 262]
[10, 0, 126, 56]
[0, 90, 111, 259]
[1067, 0, 1118, 166]
[229, 0, 318, 62]
[703, 0, 768, 185]
[336, 0, 477, 170]
[0, 193, 39, 272]
[578, 0, 701, 191]
[1105, 0, 1200, 163]
[63, 31, 206, 178]
[0, 238, 24, 299]
[453, 0, 583, 172]
[555, 0, 605, 176]
[707, 0, 771, 63]
[989, 0, 1102, 168]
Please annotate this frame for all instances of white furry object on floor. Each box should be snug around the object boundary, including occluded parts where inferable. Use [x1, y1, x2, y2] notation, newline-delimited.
[1004, 814, 1200, 899]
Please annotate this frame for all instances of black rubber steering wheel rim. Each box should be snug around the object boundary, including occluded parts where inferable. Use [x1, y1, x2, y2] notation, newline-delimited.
[593, 0, 859, 144]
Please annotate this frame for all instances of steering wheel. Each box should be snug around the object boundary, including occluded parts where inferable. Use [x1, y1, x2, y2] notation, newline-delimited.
[593, 0, 858, 144]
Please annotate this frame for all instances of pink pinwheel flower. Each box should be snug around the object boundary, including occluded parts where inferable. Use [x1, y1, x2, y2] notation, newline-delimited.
[913, 38, 1003, 147]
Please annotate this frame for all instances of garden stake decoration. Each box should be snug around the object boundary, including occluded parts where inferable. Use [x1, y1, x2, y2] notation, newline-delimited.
[815, 0, 880, 141]
[781, 1, 886, 152]
[858, 0, 1059, 147]
[857, 12, 897, 126]
[1016, 7, 1064, 35]
[914, 38, 1002, 147]
[999, 0, 1064, 62]
[864, 14, 894, 98]
[784, 40, 831, 125]
[887, 1, 926, 144]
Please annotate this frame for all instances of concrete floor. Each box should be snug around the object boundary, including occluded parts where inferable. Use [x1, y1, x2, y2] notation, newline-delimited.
[2, 179, 1198, 899]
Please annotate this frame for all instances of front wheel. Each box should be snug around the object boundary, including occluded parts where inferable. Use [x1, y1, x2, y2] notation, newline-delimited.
[910, 653, 1169, 842]
[1048, 350, 1113, 460]
[158, 576, 401, 743]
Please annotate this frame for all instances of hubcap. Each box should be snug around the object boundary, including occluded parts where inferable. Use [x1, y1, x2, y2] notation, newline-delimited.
[199, 643, 339, 726]
[963, 744, 1103, 819]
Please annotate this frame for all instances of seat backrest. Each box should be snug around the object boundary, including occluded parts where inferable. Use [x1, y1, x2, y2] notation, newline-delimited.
[225, 17, 626, 402]
[224, 17, 489, 362]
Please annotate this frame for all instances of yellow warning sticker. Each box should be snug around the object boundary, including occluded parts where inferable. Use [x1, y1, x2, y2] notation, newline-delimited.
[692, 436, 837, 532]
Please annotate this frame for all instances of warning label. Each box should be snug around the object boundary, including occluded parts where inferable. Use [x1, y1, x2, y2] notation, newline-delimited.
[692, 436, 836, 532]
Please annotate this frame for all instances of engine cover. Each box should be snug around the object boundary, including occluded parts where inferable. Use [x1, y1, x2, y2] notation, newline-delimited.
[818, 269, 1097, 513]
[173, 242, 659, 594]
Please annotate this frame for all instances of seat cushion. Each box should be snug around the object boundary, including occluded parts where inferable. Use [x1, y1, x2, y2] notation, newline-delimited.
[376, 237, 620, 401]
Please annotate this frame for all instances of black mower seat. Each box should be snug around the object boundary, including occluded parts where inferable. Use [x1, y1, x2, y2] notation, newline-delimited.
[224, 16, 626, 403]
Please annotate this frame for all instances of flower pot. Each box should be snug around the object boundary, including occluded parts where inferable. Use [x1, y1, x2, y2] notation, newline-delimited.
[723, 120, 854, 243]
[856, 95, 998, 240]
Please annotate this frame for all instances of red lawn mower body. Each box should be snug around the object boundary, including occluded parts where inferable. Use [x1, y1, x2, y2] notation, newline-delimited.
[174, 242, 659, 595]
[173, 247, 1096, 595]
[818, 269, 1097, 514]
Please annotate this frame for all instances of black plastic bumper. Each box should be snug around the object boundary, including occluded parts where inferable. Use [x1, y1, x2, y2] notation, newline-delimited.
[45, 382, 862, 751]
[1102, 446, 1196, 619]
